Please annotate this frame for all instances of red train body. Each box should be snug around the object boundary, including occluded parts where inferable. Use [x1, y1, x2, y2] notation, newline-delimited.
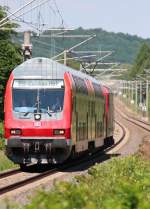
[4, 58, 114, 167]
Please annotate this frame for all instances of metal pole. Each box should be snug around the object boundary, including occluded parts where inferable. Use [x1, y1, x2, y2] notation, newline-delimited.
[146, 80, 149, 118]
[130, 81, 132, 104]
[131, 81, 133, 101]
[125, 81, 127, 99]
[64, 50, 67, 65]
[128, 81, 130, 104]
[122, 81, 124, 98]
[135, 80, 138, 111]
[22, 31, 32, 61]
[140, 81, 142, 110]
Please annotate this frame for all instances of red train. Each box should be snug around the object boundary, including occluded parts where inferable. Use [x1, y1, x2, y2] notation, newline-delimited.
[4, 58, 114, 169]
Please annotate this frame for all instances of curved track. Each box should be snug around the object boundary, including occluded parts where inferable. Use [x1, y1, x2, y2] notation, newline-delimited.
[115, 108, 150, 132]
[0, 121, 126, 196]
[106, 120, 126, 152]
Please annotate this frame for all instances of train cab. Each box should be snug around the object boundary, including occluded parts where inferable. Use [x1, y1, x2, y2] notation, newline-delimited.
[4, 58, 72, 165]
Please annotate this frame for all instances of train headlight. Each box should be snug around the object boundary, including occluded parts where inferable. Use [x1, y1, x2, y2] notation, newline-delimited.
[53, 129, 65, 135]
[10, 129, 22, 135]
[34, 113, 41, 121]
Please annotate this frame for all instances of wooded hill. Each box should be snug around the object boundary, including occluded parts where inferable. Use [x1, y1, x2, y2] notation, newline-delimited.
[13, 27, 150, 64]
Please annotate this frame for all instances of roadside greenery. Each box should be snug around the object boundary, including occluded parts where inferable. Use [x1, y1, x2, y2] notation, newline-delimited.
[20, 155, 150, 209]
[0, 151, 17, 171]
[0, 6, 22, 121]
[129, 43, 150, 79]
[0, 122, 16, 171]
[123, 43, 150, 80]
[0, 122, 4, 150]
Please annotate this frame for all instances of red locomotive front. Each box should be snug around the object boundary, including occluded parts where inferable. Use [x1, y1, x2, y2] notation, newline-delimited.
[4, 58, 73, 167]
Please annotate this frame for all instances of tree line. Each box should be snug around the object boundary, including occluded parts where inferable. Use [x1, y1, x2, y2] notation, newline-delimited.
[0, 6, 22, 121]
[129, 43, 150, 79]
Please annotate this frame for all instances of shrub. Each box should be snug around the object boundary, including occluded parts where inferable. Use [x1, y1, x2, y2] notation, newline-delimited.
[24, 155, 150, 209]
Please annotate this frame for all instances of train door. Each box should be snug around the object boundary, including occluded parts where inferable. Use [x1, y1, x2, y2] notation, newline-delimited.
[92, 100, 96, 140]
[108, 92, 114, 136]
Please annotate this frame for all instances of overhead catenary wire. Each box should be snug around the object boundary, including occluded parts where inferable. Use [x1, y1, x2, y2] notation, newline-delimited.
[0, 0, 38, 24]
[56, 54, 96, 62]
[0, 0, 51, 29]
[5, 10, 43, 31]
[33, 38, 64, 50]
[51, 34, 96, 60]
[52, 0, 65, 27]
[83, 51, 113, 69]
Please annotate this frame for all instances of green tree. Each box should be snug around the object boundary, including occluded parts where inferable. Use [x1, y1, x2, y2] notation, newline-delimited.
[0, 6, 22, 121]
[129, 43, 150, 79]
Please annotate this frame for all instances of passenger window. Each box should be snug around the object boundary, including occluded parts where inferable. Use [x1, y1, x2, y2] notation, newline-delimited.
[92, 101, 95, 116]
[88, 101, 91, 115]
[73, 97, 76, 112]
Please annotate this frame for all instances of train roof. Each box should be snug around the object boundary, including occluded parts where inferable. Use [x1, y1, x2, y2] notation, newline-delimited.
[13, 57, 102, 85]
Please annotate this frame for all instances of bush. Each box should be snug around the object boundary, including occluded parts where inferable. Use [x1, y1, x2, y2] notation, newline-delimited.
[23, 155, 150, 209]
[0, 122, 4, 150]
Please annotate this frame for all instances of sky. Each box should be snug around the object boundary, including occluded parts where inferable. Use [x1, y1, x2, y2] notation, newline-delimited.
[1, 0, 150, 39]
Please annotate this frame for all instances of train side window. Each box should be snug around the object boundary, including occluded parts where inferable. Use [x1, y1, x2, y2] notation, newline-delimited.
[88, 101, 91, 116]
[72, 75, 88, 95]
[73, 97, 76, 112]
[92, 101, 95, 116]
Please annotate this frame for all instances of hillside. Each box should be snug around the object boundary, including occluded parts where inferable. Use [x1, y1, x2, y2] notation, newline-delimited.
[13, 28, 150, 64]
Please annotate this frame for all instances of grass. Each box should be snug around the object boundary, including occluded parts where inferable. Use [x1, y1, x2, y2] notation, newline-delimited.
[0, 122, 17, 171]
[7, 155, 148, 209]
[0, 151, 17, 172]
[0, 122, 4, 150]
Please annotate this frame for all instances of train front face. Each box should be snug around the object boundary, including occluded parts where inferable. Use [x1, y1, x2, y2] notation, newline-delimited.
[4, 74, 72, 165]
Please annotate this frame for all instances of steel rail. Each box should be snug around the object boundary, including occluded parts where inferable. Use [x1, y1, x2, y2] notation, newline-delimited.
[0, 169, 21, 179]
[0, 168, 58, 195]
[115, 108, 150, 132]
[0, 121, 126, 196]
[105, 120, 126, 152]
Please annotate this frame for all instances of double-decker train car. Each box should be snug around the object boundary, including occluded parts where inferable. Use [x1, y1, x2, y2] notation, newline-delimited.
[102, 86, 114, 146]
[4, 57, 114, 168]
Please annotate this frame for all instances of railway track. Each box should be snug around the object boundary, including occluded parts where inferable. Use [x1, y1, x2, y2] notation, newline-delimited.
[105, 120, 126, 152]
[0, 168, 21, 179]
[115, 108, 150, 132]
[0, 121, 126, 197]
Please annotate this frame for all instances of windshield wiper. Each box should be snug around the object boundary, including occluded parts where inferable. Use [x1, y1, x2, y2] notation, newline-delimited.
[47, 111, 52, 117]
[23, 112, 31, 116]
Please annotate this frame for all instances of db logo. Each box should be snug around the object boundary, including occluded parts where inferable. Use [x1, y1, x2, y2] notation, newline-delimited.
[34, 122, 41, 127]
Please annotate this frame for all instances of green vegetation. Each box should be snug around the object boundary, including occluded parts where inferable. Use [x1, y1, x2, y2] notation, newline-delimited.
[0, 151, 17, 171]
[0, 6, 20, 171]
[0, 6, 22, 121]
[0, 122, 17, 171]
[0, 122, 4, 150]
[13, 28, 150, 65]
[128, 43, 150, 79]
[13, 155, 149, 209]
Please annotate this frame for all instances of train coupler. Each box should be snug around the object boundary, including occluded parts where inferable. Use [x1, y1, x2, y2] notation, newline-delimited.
[35, 142, 40, 153]
[45, 143, 52, 163]
[22, 143, 30, 163]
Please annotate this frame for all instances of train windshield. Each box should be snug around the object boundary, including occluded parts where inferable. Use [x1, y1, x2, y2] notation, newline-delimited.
[12, 79, 65, 120]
